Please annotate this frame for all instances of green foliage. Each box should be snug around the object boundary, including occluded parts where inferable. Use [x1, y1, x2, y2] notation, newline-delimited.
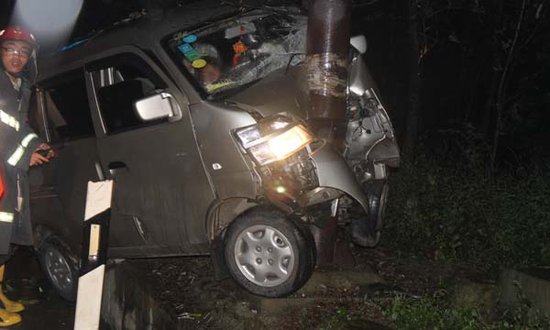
[387, 294, 485, 330]
[383, 134, 550, 270]
[385, 293, 550, 330]
[318, 307, 352, 330]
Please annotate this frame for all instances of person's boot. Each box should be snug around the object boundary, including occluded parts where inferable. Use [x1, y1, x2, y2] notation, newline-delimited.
[0, 265, 24, 313]
[0, 308, 22, 327]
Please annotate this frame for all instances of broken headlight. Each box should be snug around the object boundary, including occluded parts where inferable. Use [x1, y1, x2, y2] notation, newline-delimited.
[235, 116, 314, 166]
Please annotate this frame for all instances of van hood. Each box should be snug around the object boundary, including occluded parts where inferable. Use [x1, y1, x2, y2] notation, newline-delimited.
[226, 69, 309, 120]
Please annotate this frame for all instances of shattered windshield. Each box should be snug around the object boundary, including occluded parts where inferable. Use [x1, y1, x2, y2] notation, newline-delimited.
[166, 9, 306, 97]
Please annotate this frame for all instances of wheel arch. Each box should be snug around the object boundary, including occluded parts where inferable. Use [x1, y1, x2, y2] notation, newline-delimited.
[206, 198, 259, 280]
[33, 224, 58, 250]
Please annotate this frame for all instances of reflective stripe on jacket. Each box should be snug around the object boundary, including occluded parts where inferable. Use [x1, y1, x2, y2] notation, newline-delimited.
[6, 132, 38, 166]
[0, 109, 20, 131]
[0, 211, 13, 223]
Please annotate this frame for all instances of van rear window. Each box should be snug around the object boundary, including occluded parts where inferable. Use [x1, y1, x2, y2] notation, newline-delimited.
[44, 73, 95, 141]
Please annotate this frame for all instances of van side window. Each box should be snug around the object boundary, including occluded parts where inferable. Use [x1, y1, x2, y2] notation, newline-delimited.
[43, 72, 95, 142]
[90, 54, 167, 134]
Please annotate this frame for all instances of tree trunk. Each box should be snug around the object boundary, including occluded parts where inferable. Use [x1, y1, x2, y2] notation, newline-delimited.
[402, 0, 421, 155]
[489, 0, 527, 176]
[480, 0, 504, 139]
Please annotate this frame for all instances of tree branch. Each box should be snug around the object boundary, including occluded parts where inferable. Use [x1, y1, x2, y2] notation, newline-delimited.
[490, 0, 528, 176]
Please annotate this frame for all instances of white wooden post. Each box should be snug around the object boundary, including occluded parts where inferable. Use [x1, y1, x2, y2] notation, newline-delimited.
[74, 180, 113, 330]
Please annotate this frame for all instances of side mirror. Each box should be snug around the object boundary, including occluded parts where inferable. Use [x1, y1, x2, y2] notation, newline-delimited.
[350, 35, 367, 54]
[134, 92, 180, 122]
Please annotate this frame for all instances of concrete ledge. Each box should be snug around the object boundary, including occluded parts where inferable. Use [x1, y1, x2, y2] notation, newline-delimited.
[298, 267, 383, 295]
[499, 268, 550, 313]
[101, 261, 176, 330]
[97, 259, 384, 329]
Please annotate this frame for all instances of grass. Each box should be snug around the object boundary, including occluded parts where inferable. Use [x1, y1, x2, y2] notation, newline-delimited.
[382, 141, 550, 271]
[374, 134, 550, 328]
[385, 291, 550, 330]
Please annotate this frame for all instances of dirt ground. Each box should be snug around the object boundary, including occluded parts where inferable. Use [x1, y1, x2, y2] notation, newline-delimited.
[1, 244, 491, 329]
[129, 244, 490, 330]
[2, 247, 75, 330]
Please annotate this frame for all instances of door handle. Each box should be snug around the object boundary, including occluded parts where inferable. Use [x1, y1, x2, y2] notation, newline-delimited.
[108, 161, 128, 175]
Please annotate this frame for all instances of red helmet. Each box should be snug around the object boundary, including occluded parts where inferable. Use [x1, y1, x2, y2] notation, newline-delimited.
[0, 26, 37, 48]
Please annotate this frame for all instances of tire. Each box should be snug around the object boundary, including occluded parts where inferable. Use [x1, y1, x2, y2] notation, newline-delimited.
[365, 179, 389, 246]
[367, 180, 389, 232]
[352, 180, 389, 247]
[38, 236, 79, 302]
[224, 208, 316, 298]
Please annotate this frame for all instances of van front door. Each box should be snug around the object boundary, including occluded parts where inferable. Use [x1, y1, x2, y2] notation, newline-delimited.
[87, 52, 215, 257]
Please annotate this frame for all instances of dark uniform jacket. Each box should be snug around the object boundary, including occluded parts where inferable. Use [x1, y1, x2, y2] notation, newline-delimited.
[0, 70, 43, 255]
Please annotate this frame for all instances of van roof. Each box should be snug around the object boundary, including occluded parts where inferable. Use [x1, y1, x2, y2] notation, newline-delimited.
[38, 0, 238, 81]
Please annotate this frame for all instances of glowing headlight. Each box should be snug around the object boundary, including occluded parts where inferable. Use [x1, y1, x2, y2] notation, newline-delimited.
[267, 126, 312, 159]
[235, 118, 313, 166]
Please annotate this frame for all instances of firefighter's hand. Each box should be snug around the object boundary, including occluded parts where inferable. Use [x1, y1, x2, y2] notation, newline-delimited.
[30, 144, 55, 166]
[30, 152, 49, 166]
[41, 143, 56, 159]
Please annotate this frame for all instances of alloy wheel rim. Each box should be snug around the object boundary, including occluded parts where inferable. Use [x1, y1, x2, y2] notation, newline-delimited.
[44, 248, 73, 293]
[234, 225, 295, 287]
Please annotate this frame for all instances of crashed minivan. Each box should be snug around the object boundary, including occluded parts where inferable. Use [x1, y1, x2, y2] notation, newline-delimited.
[29, 1, 399, 299]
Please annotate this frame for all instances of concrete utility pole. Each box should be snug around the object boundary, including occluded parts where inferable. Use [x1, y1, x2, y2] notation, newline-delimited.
[305, 0, 354, 267]
[305, 0, 351, 151]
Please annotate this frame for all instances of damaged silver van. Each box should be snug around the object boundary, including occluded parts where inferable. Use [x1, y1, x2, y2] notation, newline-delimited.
[29, 1, 399, 299]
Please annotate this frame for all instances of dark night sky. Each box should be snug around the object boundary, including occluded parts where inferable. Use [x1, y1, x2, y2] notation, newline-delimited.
[0, 0, 142, 52]
[0, 1, 15, 28]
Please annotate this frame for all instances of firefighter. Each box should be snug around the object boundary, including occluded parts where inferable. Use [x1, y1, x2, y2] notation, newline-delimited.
[0, 25, 53, 327]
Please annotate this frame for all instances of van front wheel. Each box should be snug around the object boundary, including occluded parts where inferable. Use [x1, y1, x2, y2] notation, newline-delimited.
[224, 208, 315, 298]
